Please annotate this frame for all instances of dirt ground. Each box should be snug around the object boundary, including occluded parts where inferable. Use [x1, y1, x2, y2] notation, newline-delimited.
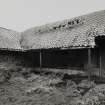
[0, 68, 104, 105]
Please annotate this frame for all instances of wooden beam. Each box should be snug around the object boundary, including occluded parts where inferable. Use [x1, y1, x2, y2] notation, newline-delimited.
[99, 48, 102, 79]
[39, 50, 42, 70]
[88, 48, 91, 81]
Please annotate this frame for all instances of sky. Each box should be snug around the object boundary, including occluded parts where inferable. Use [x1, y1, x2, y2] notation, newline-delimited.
[0, 0, 105, 32]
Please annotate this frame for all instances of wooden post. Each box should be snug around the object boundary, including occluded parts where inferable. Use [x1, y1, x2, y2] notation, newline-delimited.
[39, 50, 42, 71]
[88, 48, 91, 81]
[99, 48, 102, 79]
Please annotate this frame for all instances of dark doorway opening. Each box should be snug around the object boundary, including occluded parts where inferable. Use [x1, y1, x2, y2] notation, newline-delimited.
[95, 36, 105, 48]
[95, 36, 105, 77]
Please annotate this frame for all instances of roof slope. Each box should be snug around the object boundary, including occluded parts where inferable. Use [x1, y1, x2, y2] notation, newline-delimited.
[21, 10, 105, 50]
[0, 27, 21, 50]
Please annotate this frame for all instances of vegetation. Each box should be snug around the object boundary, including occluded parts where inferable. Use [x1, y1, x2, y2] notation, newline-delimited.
[0, 68, 104, 105]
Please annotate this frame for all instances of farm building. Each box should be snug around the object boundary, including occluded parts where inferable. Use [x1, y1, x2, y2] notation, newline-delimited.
[20, 10, 105, 77]
[0, 27, 34, 71]
[0, 10, 105, 77]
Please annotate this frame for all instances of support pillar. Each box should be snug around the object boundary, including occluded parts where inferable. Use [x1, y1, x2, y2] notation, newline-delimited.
[99, 48, 102, 79]
[88, 48, 91, 81]
[39, 50, 42, 71]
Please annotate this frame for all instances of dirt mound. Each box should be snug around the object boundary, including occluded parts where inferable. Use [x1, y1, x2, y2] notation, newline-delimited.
[77, 84, 105, 105]
[77, 80, 96, 95]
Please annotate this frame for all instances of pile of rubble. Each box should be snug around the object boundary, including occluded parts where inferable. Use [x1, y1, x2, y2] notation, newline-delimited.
[77, 84, 105, 105]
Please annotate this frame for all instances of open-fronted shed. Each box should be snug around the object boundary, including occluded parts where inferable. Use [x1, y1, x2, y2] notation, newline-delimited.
[20, 10, 105, 78]
[0, 28, 32, 71]
[0, 10, 105, 78]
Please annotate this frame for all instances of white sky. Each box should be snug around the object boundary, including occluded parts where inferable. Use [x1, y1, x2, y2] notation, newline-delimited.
[0, 0, 105, 32]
